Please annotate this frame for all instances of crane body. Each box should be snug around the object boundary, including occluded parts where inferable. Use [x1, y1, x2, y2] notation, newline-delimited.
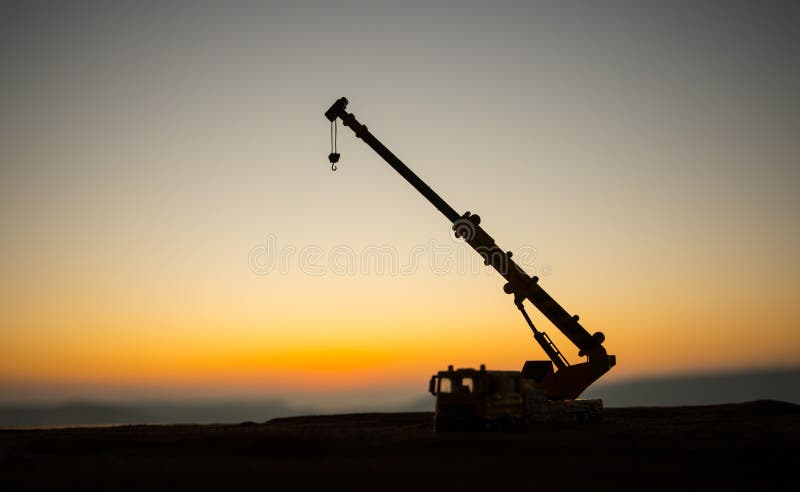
[324, 97, 615, 430]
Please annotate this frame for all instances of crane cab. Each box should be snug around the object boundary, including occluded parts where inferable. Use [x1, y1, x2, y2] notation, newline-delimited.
[429, 364, 528, 431]
[429, 362, 603, 431]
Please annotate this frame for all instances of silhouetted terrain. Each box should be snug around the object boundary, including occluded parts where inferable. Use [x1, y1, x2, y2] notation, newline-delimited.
[0, 400, 796, 491]
[584, 368, 800, 406]
[0, 400, 301, 427]
[0, 399, 435, 427]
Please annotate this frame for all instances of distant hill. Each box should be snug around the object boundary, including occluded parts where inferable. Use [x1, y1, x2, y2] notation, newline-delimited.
[584, 368, 800, 407]
[0, 400, 303, 427]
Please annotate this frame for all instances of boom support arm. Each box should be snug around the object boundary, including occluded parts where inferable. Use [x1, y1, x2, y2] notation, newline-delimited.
[325, 97, 615, 399]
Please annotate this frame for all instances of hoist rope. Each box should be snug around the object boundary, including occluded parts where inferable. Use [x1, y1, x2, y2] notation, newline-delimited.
[330, 120, 338, 171]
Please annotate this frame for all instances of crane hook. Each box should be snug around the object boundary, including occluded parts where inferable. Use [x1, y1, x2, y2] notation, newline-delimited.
[329, 120, 340, 171]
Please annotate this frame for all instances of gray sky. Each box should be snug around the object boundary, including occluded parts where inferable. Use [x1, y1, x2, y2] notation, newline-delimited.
[1, 1, 799, 402]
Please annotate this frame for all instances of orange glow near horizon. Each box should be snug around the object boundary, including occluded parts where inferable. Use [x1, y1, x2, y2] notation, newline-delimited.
[3, 207, 799, 401]
[2, 255, 798, 401]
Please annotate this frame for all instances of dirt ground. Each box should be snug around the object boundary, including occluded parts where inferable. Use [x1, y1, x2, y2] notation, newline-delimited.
[1, 400, 797, 491]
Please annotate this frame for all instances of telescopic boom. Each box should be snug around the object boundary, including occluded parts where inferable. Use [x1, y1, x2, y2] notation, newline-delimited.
[325, 97, 615, 399]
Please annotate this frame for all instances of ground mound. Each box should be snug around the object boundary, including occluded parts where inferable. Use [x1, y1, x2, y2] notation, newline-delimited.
[1, 402, 797, 490]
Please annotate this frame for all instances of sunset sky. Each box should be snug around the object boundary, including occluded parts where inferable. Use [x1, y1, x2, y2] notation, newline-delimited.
[1, 1, 798, 404]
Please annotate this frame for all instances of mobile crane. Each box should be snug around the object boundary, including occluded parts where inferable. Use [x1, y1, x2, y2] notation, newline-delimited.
[324, 97, 616, 430]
